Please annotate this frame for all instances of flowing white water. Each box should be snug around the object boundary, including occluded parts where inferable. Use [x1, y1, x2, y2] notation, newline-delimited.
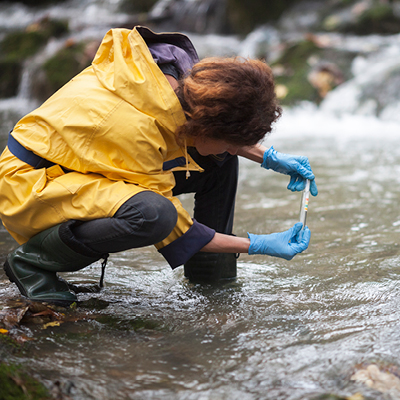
[0, 0, 129, 33]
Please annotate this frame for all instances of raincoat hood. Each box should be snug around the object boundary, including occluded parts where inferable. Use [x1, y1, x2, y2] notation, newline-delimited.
[92, 26, 198, 134]
[92, 28, 181, 132]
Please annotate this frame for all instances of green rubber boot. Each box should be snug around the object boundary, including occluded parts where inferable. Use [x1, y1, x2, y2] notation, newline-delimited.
[3, 222, 102, 305]
[184, 252, 237, 284]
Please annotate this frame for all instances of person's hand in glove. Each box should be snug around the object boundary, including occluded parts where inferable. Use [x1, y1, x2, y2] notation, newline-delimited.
[248, 222, 310, 260]
[261, 146, 318, 196]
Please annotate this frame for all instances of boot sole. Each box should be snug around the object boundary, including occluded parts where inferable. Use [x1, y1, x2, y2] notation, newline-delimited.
[3, 260, 76, 307]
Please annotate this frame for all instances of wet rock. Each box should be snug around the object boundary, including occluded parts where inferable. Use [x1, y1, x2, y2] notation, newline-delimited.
[321, 0, 400, 35]
[0, 304, 29, 330]
[225, 0, 303, 34]
[271, 35, 357, 105]
[0, 17, 69, 62]
[311, 394, 364, 400]
[355, 3, 400, 35]
[8, 0, 67, 5]
[79, 298, 110, 310]
[2, 30, 47, 62]
[0, 17, 69, 99]
[95, 314, 161, 331]
[119, 0, 159, 14]
[308, 62, 344, 98]
[0, 60, 22, 98]
[271, 39, 320, 105]
[31, 39, 99, 102]
[351, 363, 400, 394]
[148, 0, 229, 34]
[0, 298, 70, 343]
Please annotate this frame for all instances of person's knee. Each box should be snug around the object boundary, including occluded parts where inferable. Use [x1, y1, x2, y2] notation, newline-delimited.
[142, 194, 177, 241]
[118, 192, 177, 243]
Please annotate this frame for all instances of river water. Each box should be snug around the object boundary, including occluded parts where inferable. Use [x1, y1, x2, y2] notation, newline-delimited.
[2, 1, 400, 399]
[1, 102, 400, 400]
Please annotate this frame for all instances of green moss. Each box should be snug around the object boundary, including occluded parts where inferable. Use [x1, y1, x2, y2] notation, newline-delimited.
[355, 4, 399, 35]
[0, 333, 23, 360]
[271, 39, 357, 106]
[0, 60, 22, 97]
[8, 0, 67, 5]
[119, 0, 158, 13]
[0, 362, 51, 400]
[0, 19, 68, 63]
[226, 0, 300, 34]
[0, 19, 69, 99]
[1, 31, 48, 62]
[42, 42, 90, 94]
[322, 3, 400, 35]
[272, 40, 321, 106]
[39, 18, 69, 39]
[276, 40, 319, 70]
[339, 0, 353, 5]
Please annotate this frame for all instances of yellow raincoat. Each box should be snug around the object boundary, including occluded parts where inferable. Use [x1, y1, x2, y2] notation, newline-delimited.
[0, 27, 206, 259]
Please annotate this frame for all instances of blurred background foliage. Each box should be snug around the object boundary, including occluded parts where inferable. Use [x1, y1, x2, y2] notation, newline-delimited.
[1, 0, 400, 106]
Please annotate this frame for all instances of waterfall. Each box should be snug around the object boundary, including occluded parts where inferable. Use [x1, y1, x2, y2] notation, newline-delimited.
[1, 0, 400, 131]
[320, 33, 400, 123]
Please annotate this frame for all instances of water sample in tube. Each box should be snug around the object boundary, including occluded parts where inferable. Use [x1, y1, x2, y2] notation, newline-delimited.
[299, 179, 310, 228]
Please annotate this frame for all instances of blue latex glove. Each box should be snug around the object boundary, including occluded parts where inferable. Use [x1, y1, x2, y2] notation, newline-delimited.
[261, 146, 318, 196]
[248, 222, 310, 260]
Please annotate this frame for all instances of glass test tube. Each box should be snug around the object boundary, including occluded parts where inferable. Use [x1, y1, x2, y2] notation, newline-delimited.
[299, 179, 310, 228]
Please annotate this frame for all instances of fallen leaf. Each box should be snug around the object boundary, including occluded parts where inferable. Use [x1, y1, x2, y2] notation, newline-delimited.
[0, 306, 29, 329]
[0, 328, 8, 334]
[27, 301, 52, 314]
[31, 309, 63, 318]
[42, 321, 62, 329]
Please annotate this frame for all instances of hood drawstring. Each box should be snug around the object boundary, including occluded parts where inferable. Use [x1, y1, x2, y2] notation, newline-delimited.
[184, 138, 190, 179]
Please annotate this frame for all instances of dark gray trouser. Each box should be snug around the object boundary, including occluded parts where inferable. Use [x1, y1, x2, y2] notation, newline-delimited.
[70, 150, 238, 256]
[71, 191, 177, 253]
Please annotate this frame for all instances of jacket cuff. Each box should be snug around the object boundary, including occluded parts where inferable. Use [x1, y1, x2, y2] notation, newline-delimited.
[158, 220, 215, 269]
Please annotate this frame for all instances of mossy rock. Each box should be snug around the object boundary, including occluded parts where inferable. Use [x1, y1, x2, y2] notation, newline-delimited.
[0, 19, 68, 63]
[119, 0, 159, 14]
[271, 39, 357, 106]
[0, 18, 69, 99]
[41, 42, 92, 98]
[353, 4, 400, 35]
[0, 0, 67, 5]
[0, 331, 23, 359]
[0, 60, 22, 98]
[272, 40, 321, 106]
[1, 31, 48, 62]
[226, 0, 301, 34]
[37, 18, 69, 39]
[321, 2, 400, 35]
[0, 362, 51, 400]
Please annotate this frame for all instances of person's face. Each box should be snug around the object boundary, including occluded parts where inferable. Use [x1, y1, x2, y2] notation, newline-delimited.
[193, 136, 240, 156]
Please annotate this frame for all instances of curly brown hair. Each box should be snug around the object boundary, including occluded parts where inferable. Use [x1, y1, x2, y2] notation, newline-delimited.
[175, 57, 282, 146]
